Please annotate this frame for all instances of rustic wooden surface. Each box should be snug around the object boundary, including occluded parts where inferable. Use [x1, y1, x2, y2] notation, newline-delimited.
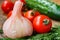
[0, 0, 7, 29]
[0, 0, 60, 38]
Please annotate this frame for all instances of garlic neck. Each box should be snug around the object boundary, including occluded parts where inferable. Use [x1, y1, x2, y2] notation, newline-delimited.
[11, 1, 23, 17]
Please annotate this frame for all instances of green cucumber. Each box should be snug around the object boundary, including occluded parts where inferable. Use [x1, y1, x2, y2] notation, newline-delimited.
[25, 0, 60, 20]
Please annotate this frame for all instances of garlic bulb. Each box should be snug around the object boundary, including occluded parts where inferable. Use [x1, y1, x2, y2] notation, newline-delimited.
[3, 1, 33, 39]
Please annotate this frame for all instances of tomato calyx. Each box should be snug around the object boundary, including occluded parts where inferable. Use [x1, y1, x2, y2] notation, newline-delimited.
[43, 19, 50, 25]
[31, 10, 38, 16]
[31, 12, 34, 16]
[31, 10, 35, 16]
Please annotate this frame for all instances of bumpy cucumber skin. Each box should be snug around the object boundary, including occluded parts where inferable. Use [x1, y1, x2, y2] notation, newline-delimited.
[26, 0, 60, 20]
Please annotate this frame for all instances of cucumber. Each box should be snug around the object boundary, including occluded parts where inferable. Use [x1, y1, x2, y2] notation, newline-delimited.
[25, 0, 60, 20]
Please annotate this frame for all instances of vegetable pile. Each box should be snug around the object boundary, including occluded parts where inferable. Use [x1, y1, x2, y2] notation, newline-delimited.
[0, 26, 60, 40]
[1, 0, 60, 40]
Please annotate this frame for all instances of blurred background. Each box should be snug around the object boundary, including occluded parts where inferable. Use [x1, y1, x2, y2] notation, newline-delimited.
[0, 0, 6, 29]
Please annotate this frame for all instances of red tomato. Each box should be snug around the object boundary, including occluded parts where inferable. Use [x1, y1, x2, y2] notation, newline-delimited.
[33, 15, 52, 33]
[7, 10, 12, 18]
[24, 10, 40, 22]
[20, 0, 26, 4]
[1, 0, 14, 13]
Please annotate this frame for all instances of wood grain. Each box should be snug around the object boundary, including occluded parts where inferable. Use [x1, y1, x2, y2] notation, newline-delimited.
[52, 0, 60, 5]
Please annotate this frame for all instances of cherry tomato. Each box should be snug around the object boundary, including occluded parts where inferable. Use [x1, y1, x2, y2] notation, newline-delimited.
[7, 10, 12, 18]
[33, 15, 52, 33]
[24, 10, 40, 22]
[20, 0, 26, 4]
[1, 0, 14, 13]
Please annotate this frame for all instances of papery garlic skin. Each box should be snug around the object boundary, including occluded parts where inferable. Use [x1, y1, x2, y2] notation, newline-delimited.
[3, 1, 33, 39]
